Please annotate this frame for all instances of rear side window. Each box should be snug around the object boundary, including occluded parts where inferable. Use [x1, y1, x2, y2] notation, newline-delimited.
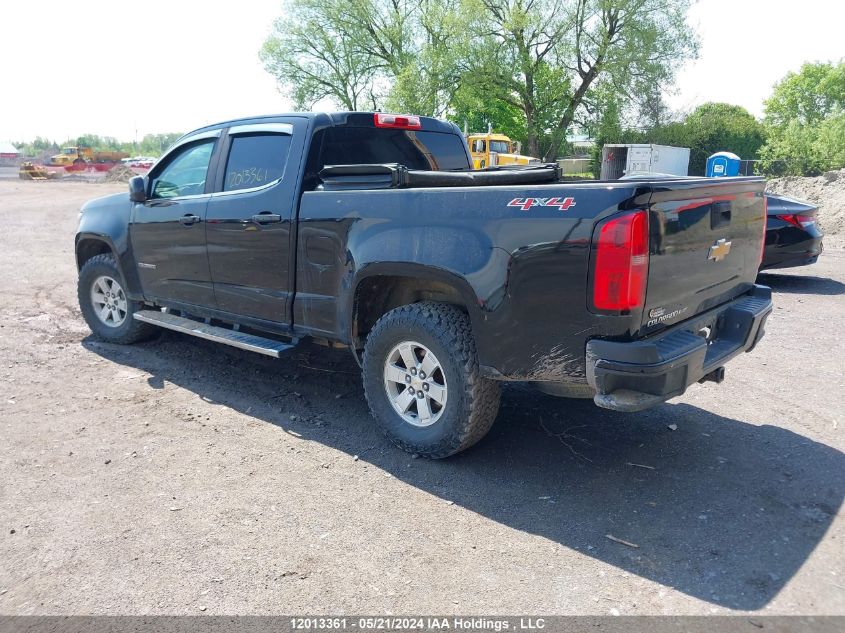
[223, 133, 292, 192]
[321, 128, 470, 171]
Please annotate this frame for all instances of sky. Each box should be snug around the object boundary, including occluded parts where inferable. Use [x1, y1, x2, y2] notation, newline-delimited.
[664, 0, 845, 116]
[0, 0, 843, 143]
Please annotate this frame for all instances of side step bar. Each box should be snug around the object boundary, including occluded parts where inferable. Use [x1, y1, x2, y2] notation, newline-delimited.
[133, 310, 296, 358]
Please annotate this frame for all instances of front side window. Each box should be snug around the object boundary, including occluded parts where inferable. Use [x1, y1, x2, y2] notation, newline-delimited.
[223, 133, 291, 192]
[490, 140, 510, 153]
[150, 140, 214, 199]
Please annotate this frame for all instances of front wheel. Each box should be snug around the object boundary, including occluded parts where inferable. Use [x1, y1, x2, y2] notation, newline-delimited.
[78, 253, 156, 344]
[362, 302, 501, 458]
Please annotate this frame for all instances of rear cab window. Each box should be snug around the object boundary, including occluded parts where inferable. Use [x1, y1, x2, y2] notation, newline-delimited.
[320, 127, 470, 172]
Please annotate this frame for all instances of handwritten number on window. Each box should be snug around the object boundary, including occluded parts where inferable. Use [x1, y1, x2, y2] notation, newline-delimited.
[227, 167, 272, 190]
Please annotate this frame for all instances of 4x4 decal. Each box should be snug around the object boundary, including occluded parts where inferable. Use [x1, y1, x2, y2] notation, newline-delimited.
[507, 196, 576, 212]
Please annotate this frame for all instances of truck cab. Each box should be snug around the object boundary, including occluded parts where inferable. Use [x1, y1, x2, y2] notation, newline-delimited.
[467, 133, 540, 169]
[50, 147, 81, 166]
[50, 146, 94, 166]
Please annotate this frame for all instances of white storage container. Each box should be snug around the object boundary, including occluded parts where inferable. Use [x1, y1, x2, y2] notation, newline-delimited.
[600, 144, 690, 179]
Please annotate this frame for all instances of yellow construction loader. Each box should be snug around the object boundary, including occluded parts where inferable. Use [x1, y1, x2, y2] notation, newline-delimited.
[18, 162, 56, 180]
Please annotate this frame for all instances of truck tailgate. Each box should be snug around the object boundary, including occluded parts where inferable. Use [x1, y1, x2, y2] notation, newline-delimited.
[642, 178, 766, 330]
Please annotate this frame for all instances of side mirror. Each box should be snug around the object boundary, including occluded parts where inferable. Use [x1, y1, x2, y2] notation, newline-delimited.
[129, 176, 147, 202]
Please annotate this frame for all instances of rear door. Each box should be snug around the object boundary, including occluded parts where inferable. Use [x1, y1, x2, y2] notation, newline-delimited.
[292, 118, 472, 336]
[627, 146, 651, 175]
[642, 178, 766, 330]
[205, 120, 305, 323]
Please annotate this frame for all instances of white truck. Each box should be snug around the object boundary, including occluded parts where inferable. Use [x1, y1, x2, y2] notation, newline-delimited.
[600, 143, 690, 179]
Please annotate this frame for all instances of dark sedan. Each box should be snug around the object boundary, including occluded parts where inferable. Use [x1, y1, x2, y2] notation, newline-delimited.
[762, 194, 824, 270]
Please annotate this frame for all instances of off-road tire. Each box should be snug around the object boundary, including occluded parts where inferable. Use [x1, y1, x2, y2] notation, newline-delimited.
[362, 302, 501, 458]
[78, 253, 156, 344]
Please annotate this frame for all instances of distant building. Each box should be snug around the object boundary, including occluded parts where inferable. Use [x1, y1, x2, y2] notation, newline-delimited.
[559, 133, 595, 175]
[566, 134, 595, 157]
[0, 141, 20, 161]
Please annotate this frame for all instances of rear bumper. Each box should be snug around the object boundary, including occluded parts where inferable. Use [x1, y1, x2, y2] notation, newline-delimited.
[586, 285, 773, 412]
[760, 238, 823, 270]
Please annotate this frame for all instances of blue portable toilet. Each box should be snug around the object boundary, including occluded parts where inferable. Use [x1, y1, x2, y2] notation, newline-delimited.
[707, 151, 741, 177]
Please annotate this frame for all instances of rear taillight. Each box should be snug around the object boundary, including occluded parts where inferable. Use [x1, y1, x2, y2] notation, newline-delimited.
[593, 210, 649, 311]
[373, 113, 422, 129]
[777, 213, 815, 228]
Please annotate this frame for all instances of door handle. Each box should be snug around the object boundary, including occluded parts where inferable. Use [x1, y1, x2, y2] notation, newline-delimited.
[251, 212, 282, 224]
[710, 201, 731, 229]
[179, 214, 201, 226]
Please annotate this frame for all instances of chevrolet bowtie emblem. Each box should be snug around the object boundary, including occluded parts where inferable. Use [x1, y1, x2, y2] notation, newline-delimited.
[708, 238, 732, 262]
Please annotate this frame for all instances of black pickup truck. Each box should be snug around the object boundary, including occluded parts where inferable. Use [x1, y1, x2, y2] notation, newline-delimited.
[75, 112, 773, 458]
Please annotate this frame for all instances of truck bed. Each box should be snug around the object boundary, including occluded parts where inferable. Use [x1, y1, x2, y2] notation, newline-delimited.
[296, 173, 767, 383]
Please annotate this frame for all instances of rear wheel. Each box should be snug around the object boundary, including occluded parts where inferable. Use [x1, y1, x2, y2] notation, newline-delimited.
[362, 302, 501, 458]
[78, 253, 156, 344]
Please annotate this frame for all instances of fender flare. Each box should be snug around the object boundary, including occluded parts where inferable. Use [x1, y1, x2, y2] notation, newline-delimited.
[75, 232, 143, 299]
[75, 232, 117, 269]
[344, 262, 485, 344]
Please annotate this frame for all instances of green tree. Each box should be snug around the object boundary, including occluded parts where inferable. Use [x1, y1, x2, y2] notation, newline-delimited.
[260, 0, 382, 110]
[462, 0, 698, 160]
[675, 103, 765, 175]
[760, 113, 845, 176]
[764, 61, 845, 128]
[814, 113, 845, 171]
[137, 133, 184, 156]
[261, 0, 466, 114]
[448, 83, 528, 142]
[31, 136, 56, 151]
[72, 135, 123, 151]
[759, 61, 845, 176]
[385, 2, 469, 116]
[261, 0, 698, 160]
[75, 134, 103, 149]
[13, 137, 58, 157]
[585, 85, 629, 176]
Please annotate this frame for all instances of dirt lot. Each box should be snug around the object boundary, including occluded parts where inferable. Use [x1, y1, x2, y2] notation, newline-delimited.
[0, 181, 842, 615]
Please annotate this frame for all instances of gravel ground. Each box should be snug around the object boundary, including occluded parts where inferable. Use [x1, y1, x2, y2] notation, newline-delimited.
[0, 181, 842, 615]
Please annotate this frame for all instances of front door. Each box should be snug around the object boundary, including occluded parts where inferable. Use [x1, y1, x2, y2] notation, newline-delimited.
[205, 122, 302, 324]
[130, 135, 218, 308]
[628, 146, 652, 174]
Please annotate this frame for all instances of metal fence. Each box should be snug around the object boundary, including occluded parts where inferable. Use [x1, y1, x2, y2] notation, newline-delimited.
[557, 157, 592, 176]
